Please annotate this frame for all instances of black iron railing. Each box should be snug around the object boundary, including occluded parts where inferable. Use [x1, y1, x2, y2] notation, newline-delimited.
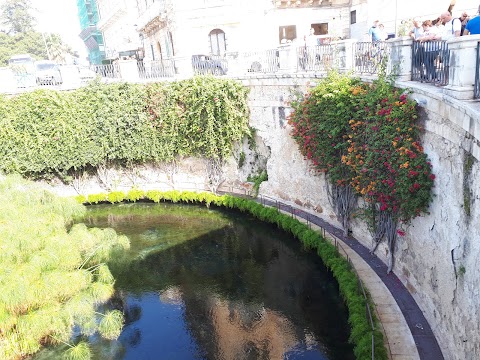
[90, 63, 121, 79]
[411, 40, 449, 86]
[475, 42, 480, 99]
[354, 42, 390, 74]
[297, 45, 334, 72]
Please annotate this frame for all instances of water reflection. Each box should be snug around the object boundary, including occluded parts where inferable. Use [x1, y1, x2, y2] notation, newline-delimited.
[35, 203, 354, 360]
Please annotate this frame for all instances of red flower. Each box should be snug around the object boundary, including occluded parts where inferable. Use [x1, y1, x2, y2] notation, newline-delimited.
[397, 229, 406, 236]
[429, 174, 436, 180]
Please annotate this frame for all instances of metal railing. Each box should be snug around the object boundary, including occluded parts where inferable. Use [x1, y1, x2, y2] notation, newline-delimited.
[138, 59, 176, 79]
[226, 49, 280, 74]
[90, 64, 121, 79]
[257, 193, 378, 360]
[191, 54, 228, 76]
[411, 40, 449, 86]
[354, 41, 390, 74]
[297, 45, 334, 72]
[475, 42, 480, 99]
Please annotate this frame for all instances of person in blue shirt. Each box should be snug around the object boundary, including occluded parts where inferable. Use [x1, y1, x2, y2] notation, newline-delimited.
[464, 6, 480, 35]
[368, 20, 382, 42]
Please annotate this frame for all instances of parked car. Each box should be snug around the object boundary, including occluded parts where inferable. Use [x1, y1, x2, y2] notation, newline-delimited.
[35, 61, 62, 85]
[191, 54, 228, 75]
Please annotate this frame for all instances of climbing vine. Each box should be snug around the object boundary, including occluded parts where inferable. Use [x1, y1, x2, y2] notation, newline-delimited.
[0, 77, 250, 180]
[289, 71, 435, 272]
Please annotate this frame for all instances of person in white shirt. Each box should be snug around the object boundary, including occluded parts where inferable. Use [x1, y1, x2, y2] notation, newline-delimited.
[409, 17, 424, 40]
[439, 11, 461, 39]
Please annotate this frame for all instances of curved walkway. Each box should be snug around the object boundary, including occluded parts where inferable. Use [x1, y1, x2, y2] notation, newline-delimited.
[258, 196, 444, 360]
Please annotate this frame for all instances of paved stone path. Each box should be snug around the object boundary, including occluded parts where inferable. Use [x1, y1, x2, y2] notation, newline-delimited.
[258, 196, 444, 360]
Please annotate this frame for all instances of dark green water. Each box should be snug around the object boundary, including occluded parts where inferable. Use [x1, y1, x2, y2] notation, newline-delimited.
[37, 202, 354, 360]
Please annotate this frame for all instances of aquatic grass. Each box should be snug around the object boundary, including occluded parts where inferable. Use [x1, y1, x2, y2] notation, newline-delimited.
[64, 342, 91, 360]
[78, 189, 388, 360]
[0, 176, 129, 360]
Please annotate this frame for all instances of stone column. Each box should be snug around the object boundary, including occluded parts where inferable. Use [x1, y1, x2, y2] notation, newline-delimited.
[278, 43, 296, 72]
[387, 36, 413, 81]
[444, 35, 480, 100]
[173, 55, 194, 79]
[118, 60, 140, 82]
[333, 39, 357, 72]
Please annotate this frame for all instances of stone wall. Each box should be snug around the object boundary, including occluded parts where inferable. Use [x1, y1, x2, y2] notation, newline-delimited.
[239, 75, 480, 360]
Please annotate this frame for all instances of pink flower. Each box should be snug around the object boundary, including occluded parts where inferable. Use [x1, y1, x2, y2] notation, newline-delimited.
[397, 229, 406, 236]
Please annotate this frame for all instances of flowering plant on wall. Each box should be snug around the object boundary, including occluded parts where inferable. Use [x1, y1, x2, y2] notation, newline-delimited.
[344, 80, 434, 272]
[288, 72, 361, 236]
[288, 71, 435, 272]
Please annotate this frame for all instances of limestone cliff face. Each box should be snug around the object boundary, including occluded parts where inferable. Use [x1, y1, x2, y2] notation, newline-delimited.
[42, 76, 479, 360]
[243, 77, 480, 360]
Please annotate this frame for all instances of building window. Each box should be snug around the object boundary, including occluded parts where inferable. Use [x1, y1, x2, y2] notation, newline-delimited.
[209, 29, 226, 55]
[350, 10, 356, 24]
[279, 25, 297, 43]
[150, 44, 155, 61]
[157, 41, 162, 60]
[310, 23, 328, 35]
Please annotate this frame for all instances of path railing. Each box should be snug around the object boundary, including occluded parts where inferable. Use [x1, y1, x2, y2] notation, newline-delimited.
[475, 42, 480, 99]
[411, 40, 449, 86]
[257, 193, 378, 360]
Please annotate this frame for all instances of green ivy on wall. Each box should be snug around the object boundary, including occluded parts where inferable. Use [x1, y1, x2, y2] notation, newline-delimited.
[0, 77, 250, 180]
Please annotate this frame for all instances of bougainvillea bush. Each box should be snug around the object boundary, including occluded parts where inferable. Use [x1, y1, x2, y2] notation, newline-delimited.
[289, 72, 434, 272]
[288, 72, 362, 236]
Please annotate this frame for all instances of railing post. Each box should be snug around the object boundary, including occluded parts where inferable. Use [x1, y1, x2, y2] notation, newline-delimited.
[172, 55, 194, 79]
[444, 35, 480, 100]
[339, 39, 357, 72]
[277, 43, 296, 73]
[117, 59, 140, 82]
[388, 36, 413, 81]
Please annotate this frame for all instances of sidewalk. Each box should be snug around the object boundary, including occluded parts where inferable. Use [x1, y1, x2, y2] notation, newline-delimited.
[261, 197, 444, 360]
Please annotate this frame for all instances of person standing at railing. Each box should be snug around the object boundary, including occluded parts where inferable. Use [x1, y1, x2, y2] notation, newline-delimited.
[378, 24, 388, 41]
[463, 6, 480, 35]
[368, 20, 382, 42]
[418, 20, 441, 82]
[459, 12, 470, 36]
[409, 17, 424, 40]
[410, 17, 425, 77]
[440, 11, 462, 39]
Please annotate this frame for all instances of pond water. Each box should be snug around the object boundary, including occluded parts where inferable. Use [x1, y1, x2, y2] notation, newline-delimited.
[35, 202, 354, 360]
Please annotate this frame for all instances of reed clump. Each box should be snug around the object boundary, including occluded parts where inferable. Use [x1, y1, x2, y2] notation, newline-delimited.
[0, 175, 130, 360]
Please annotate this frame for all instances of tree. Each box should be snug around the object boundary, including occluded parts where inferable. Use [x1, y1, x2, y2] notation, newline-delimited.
[0, 31, 73, 65]
[1, 0, 35, 34]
